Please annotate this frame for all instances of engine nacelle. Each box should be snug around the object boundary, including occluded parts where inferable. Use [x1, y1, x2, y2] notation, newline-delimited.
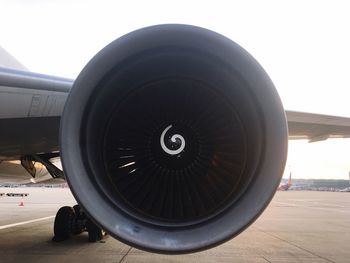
[60, 24, 288, 253]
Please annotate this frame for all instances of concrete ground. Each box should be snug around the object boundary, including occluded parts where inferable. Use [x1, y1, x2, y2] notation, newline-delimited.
[0, 188, 349, 263]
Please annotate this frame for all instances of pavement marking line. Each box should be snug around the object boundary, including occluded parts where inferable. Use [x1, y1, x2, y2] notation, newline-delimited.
[286, 199, 347, 208]
[254, 226, 337, 263]
[0, 215, 55, 230]
[274, 201, 350, 214]
[118, 247, 132, 263]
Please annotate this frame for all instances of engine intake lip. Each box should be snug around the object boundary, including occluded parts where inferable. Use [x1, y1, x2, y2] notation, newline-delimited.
[60, 24, 288, 254]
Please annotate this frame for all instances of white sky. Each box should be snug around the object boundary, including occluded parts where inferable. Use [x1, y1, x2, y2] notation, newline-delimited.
[1, 0, 350, 179]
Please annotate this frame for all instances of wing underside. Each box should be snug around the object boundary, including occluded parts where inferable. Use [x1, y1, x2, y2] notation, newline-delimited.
[286, 110, 350, 142]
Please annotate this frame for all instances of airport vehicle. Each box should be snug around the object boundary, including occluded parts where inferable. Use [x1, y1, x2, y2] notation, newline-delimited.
[1, 24, 350, 253]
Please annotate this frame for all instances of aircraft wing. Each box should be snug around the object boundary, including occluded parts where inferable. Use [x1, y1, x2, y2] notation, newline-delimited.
[286, 110, 350, 142]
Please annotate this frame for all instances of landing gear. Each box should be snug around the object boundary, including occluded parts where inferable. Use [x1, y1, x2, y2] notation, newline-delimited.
[52, 206, 75, 241]
[86, 218, 103, 242]
[52, 204, 105, 243]
[72, 205, 85, 235]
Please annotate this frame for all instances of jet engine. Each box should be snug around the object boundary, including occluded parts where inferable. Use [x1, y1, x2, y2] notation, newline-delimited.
[60, 24, 288, 253]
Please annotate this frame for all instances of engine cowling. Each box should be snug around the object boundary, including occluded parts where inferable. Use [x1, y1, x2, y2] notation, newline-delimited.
[60, 24, 288, 253]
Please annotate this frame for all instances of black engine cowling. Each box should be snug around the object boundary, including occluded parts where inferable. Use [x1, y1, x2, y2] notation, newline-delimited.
[60, 24, 288, 253]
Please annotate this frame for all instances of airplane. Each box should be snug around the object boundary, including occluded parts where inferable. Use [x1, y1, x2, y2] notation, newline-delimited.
[1, 24, 350, 254]
[278, 172, 292, 191]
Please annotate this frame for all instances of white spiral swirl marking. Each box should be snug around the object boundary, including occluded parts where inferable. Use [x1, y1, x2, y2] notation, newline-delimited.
[160, 125, 186, 155]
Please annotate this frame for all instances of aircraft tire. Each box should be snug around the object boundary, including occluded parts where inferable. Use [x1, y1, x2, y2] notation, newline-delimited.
[52, 206, 75, 241]
[86, 218, 103, 242]
[72, 204, 85, 234]
[73, 204, 80, 215]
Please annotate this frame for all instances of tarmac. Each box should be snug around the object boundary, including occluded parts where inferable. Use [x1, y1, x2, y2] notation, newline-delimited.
[0, 188, 349, 263]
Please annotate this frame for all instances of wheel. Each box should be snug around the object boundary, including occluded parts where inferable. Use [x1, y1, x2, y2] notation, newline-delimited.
[73, 204, 85, 220]
[72, 204, 85, 234]
[86, 218, 103, 242]
[52, 206, 75, 242]
[73, 204, 80, 215]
